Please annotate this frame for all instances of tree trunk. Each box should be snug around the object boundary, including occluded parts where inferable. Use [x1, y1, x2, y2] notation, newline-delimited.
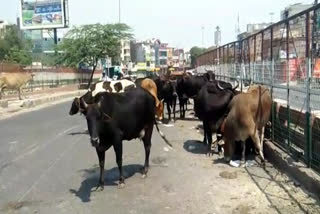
[87, 59, 98, 88]
[87, 64, 97, 88]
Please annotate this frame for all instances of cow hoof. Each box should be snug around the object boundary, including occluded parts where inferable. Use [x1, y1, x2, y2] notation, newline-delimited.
[261, 161, 266, 169]
[240, 161, 246, 168]
[206, 151, 213, 157]
[118, 182, 126, 189]
[141, 174, 147, 179]
[94, 185, 104, 191]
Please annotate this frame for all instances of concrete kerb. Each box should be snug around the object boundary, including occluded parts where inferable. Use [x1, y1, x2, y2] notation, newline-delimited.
[264, 140, 320, 198]
[21, 90, 85, 108]
[0, 90, 86, 118]
[20, 91, 84, 108]
[0, 100, 8, 108]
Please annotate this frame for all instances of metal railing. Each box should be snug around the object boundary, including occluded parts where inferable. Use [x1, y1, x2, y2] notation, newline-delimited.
[196, 4, 320, 173]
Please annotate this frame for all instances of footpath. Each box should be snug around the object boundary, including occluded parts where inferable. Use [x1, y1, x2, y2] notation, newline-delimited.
[0, 85, 86, 120]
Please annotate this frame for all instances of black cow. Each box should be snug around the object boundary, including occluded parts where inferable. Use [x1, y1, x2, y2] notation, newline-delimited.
[176, 71, 215, 118]
[194, 80, 239, 155]
[160, 80, 178, 121]
[79, 88, 162, 190]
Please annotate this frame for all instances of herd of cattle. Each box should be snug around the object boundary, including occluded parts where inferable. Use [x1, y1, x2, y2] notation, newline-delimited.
[69, 71, 272, 190]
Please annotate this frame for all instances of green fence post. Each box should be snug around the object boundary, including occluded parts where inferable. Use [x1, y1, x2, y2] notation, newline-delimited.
[306, 57, 312, 167]
[271, 59, 275, 143]
[286, 20, 291, 152]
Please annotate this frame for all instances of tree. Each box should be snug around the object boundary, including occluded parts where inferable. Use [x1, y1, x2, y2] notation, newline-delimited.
[0, 25, 32, 65]
[57, 23, 132, 86]
[190, 46, 207, 68]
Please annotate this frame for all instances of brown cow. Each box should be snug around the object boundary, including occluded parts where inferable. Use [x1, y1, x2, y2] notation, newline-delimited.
[222, 85, 272, 166]
[0, 72, 34, 100]
[141, 78, 164, 120]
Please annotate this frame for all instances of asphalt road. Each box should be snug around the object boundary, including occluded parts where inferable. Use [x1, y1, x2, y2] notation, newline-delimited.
[0, 100, 319, 214]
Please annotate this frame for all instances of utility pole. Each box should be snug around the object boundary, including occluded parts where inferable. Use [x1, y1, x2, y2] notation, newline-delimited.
[119, 0, 121, 23]
[269, 12, 274, 23]
[53, 28, 58, 55]
[201, 26, 205, 47]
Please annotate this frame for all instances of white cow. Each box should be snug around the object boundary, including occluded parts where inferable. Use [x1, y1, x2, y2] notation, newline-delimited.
[90, 79, 136, 96]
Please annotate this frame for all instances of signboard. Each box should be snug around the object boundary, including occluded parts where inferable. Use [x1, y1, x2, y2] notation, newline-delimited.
[20, 0, 67, 29]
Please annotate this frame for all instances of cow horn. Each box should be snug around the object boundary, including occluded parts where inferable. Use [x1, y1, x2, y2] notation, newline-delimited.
[160, 99, 164, 102]
[217, 82, 225, 90]
[232, 80, 239, 90]
[97, 96, 104, 109]
[80, 98, 88, 109]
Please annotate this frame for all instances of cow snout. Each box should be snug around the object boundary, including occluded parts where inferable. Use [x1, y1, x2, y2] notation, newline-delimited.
[91, 137, 99, 147]
[173, 92, 178, 97]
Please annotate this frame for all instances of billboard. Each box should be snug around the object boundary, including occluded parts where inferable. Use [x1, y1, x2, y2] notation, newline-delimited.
[20, 0, 67, 30]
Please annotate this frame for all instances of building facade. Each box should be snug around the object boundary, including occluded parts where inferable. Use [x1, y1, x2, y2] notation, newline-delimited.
[159, 43, 168, 68]
[0, 20, 9, 38]
[120, 39, 131, 67]
[281, 3, 312, 20]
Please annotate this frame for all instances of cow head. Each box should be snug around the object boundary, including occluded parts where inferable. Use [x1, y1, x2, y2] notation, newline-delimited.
[156, 99, 164, 120]
[204, 69, 215, 82]
[69, 95, 91, 116]
[164, 79, 178, 97]
[223, 138, 234, 162]
[80, 97, 110, 148]
[69, 97, 80, 115]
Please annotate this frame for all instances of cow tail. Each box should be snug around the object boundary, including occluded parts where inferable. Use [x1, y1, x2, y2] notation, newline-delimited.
[154, 121, 173, 147]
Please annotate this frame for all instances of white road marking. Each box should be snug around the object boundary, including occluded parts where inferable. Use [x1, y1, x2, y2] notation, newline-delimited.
[8, 141, 18, 145]
[18, 135, 83, 202]
[0, 125, 81, 170]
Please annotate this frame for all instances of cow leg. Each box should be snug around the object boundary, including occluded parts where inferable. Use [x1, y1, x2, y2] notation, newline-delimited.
[202, 121, 207, 145]
[173, 97, 176, 121]
[18, 87, 22, 100]
[240, 141, 246, 167]
[185, 99, 188, 111]
[113, 141, 125, 188]
[216, 133, 223, 157]
[260, 126, 265, 154]
[141, 123, 153, 178]
[250, 130, 265, 166]
[206, 122, 213, 156]
[166, 101, 171, 121]
[96, 149, 105, 191]
[179, 98, 184, 118]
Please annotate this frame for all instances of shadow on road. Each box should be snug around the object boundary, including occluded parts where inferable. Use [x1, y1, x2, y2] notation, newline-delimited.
[183, 140, 207, 154]
[70, 164, 143, 203]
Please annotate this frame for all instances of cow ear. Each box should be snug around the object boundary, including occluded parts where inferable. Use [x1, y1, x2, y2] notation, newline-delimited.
[74, 97, 80, 107]
[80, 98, 88, 110]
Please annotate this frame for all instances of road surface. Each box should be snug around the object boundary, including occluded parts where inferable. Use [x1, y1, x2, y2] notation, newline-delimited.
[0, 100, 319, 214]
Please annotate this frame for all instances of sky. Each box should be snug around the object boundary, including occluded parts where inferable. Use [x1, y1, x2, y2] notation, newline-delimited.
[0, 0, 315, 50]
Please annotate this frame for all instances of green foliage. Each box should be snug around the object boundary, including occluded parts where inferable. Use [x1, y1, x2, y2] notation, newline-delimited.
[57, 23, 132, 70]
[0, 25, 32, 65]
[190, 46, 207, 68]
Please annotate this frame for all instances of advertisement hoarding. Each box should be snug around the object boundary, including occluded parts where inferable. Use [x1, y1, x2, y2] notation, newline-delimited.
[20, 0, 67, 30]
